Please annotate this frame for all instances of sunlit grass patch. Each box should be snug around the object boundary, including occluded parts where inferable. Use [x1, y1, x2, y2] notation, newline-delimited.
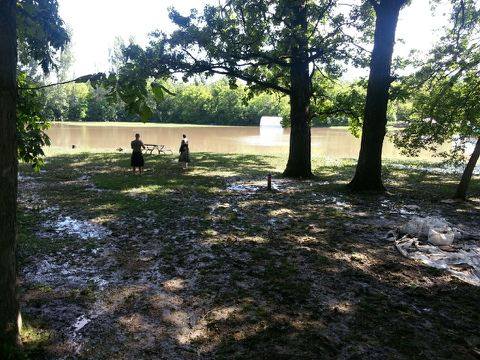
[19, 319, 52, 357]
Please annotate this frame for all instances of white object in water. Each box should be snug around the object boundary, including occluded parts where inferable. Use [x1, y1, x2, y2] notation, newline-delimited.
[259, 116, 282, 128]
[259, 116, 283, 139]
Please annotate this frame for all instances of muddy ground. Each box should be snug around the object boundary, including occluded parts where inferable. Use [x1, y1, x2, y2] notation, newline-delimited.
[16, 152, 480, 359]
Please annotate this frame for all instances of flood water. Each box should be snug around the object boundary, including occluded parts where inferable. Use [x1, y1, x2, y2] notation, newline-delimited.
[46, 122, 434, 159]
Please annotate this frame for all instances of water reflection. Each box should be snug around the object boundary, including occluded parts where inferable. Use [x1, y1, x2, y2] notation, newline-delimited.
[45, 122, 438, 160]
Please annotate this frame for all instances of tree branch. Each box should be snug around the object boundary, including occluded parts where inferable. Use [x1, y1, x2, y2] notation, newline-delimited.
[18, 73, 104, 91]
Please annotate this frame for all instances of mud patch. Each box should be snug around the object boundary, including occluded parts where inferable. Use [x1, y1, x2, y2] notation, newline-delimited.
[44, 216, 111, 240]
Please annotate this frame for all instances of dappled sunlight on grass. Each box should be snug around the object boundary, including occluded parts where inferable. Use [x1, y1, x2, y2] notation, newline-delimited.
[20, 320, 52, 356]
[120, 184, 168, 195]
[268, 207, 295, 217]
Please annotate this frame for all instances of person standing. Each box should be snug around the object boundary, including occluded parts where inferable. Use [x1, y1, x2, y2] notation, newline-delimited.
[131, 133, 145, 174]
[179, 134, 190, 170]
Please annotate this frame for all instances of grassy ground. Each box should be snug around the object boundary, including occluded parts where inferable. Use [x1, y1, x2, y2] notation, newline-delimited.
[15, 151, 480, 359]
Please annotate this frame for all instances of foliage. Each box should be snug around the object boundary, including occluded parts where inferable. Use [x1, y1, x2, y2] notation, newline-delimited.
[16, 0, 69, 169]
[394, 0, 480, 163]
[313, 77, 367, 133]
[17, 0, 69, 73]
[395, 75, 480, 163]
[38, 78, 286, 124]
[156, 79, 287, 125]
[163, 0, 352, 87]
[98, 0, 366, 129]
[36, 77, 407, 128]
[86, 86, 124, 121]
[17, 73, 51, 171]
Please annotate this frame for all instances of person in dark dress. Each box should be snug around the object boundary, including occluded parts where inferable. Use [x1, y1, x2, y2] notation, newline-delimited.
[131, 133, 146, 174]
[178, 134, 190, 169]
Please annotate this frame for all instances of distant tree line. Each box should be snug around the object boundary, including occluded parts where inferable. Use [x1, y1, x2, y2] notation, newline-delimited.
[38, 77, 409, 127]
[39, 79, 286, 125]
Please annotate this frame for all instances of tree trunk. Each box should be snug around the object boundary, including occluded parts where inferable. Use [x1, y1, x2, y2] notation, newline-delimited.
[454, 137, 480, 200]
[348, 0, 404, 191]
[0, 0, 21, 349]
[284, 0, 312, 179]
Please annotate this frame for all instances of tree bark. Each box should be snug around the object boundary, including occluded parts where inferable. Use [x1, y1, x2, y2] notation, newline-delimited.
[0, 0, 21, 348]
[454, 137, 480, 200]
[283, 0, 313, 179]
[348, 0, 404, 191]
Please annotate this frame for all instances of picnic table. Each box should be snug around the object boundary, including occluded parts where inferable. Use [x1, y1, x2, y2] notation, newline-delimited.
[144, 144, 173, 155]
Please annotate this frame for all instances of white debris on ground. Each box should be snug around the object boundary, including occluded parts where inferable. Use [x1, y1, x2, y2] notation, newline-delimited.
[22, 248, 117, 289]
[390, 163, 480, 176]
[73, 315, 91, 334]
[395, 237, 480, 286]
[40, 205, 60, 214]
[44, 215, 112, 240]
[18, 173, 35, 181]
[395, 216, 480, 286]
[227, 177, 316, 193]
[227, 184, 260, 192]
[401, 216, 461, 246]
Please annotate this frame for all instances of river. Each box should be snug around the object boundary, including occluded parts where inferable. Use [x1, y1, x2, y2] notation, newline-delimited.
[45, 122, 435, 160]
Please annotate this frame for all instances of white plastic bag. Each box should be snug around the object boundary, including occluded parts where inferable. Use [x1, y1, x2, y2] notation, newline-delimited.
[428, 227, 455, 246]
[401, 216, 460, 245]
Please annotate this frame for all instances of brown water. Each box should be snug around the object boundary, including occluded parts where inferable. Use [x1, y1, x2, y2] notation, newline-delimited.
[46, 122, 433, 159]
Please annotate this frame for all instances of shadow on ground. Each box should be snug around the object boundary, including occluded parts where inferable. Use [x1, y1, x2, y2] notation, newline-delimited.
[14, 152, 480, 359]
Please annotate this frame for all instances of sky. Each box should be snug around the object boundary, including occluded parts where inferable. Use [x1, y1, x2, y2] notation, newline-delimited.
[58, 0, 450, 78]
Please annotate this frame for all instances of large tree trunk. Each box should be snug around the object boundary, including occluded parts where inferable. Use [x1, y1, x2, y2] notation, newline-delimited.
[454, 137, 480, 200]
[0, 0, 21, 348]
[283, 0, 313, 179]
[348, 0, 405, 191]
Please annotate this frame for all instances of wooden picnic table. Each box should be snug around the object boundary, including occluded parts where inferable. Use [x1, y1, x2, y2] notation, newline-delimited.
[144, 144, 173, 155]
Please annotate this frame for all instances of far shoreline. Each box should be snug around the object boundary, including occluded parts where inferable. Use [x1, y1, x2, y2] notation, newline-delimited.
[51, 121, 362, 130]
[52, 121, 242, 128]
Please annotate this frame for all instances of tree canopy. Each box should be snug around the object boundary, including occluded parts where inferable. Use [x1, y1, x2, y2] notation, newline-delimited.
[395, 0, 480, 199]
[16, 0, 69, 169]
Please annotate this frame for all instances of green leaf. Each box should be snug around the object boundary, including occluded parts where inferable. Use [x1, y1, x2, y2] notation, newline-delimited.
[151, 83, 165, 101]
[138, 101, 154, 122]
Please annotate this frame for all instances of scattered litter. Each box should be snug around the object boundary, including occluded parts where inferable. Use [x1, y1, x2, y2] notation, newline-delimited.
[404, 205, 420, 211]
[18, 173, 35, 181]
[385, 230, 397, 242]
[394, 216, 480, 285]
[73, 315, 91, 334]
[428, 227, 455, 246]
[401, 216, 461, 245]
[390, 163, 480, 175]
[227, 184, 260, 192]
[440, 199, 460, 204]
[44, 215, 111, 240]
[399, 208, 417, 216]
[335, 200, 350, 208]
[395, 237, 480, 286]
[40, 206, 60, 214]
